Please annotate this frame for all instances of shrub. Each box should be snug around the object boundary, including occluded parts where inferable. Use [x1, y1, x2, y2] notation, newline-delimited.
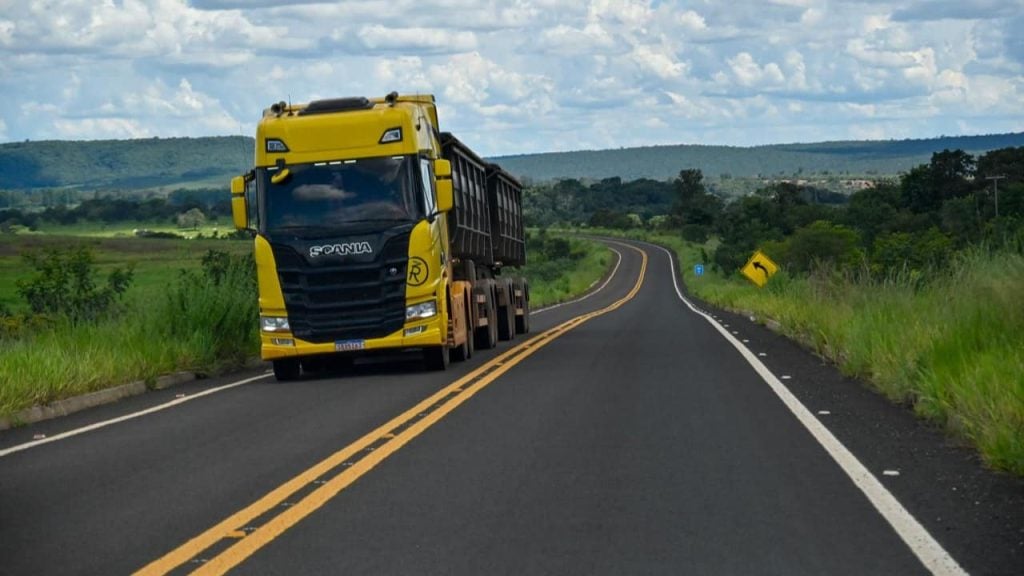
[680, 224, 710, 243]
[153, 250, 258, 365]
[782, 220, 864, 274]
[15, 246, 134, 322]
[871, 227, 952, 275]
[712, 242, 751, 275]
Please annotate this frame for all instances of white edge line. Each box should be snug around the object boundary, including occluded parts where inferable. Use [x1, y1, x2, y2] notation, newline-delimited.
[0, 373, 273, 458]
[648, 241, 967, 576]
[533, 244, 624, 314]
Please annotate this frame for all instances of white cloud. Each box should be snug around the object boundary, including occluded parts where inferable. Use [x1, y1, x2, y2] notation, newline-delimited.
[0, 19, 13, 46]
[0, 118, 7, 140]
[0, 0, 1020, 154]
[53, 117, 151, 140]
[632, 44, 687, 80]
[355, 25, 477, 53]
[677, 10, 707, 32]
[375, 57, 432, 92]
[726, 52, 785, 88]
[538, 23, 617, 56]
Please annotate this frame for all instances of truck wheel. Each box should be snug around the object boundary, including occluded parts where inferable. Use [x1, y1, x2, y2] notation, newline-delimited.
[424, 345, 450, 370]
[515, 280, 530, 334]
[451, 299, 474, 362]
[475, 284, 497, 350]
[273, 358, 300, 381]
[497, 279, 515, 341]
[462, 259, 476, 282]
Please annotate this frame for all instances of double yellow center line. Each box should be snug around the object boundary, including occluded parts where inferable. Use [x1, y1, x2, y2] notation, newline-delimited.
[137, 244, 646, 575]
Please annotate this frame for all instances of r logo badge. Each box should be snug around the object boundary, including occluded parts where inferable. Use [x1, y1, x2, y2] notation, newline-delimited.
[407, 257, 429, 286]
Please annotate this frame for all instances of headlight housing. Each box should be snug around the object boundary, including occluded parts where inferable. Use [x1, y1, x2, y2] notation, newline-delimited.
[406, 301, 437, 320]
[261, 316, 290, 332]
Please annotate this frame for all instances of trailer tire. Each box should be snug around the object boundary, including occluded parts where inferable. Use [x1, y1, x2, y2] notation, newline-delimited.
[515, 279, 530, 335]
[273, 358, 300, 381]
[497, 279, 515, 341]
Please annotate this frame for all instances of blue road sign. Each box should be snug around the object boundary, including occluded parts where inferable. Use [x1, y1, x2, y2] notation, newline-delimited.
[695, 264, 704, 276]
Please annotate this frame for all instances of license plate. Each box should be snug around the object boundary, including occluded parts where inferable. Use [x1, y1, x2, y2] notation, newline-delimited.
[334, 339, 365, 352]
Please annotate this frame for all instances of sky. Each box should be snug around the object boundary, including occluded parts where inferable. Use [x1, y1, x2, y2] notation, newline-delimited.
[0, 0, 1022, 157]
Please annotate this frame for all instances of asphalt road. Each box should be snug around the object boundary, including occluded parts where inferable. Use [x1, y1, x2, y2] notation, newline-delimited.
[1, 239, 1021, 575]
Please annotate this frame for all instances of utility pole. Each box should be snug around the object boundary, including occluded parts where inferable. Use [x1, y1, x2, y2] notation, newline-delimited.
[985, 175, 1006, 218]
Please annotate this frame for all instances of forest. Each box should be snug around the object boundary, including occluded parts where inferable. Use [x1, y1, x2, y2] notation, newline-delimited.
[528, 146, 1024, 278]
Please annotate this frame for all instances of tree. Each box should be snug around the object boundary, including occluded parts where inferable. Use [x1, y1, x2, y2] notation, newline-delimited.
[177, 207, 207, 230]
[841, 183, 902, 247]
[672, 168, 722, 228]
[900, 149, 975, 213]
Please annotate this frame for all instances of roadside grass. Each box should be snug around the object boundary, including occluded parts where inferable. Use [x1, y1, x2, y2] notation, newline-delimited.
[589, 227, 1024, 475]
[0, 255, 258, 418]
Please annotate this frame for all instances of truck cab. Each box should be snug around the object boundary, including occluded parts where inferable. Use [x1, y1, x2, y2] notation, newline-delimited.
[232, 93, 466, 379]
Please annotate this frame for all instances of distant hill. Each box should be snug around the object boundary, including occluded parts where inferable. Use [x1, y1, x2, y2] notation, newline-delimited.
[2, 132, 1022, 192]
[492, 133, 1024, 183]
[0, 136, 253, 191]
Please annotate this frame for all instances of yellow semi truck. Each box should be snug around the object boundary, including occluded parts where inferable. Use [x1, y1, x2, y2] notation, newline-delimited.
[230, 93, 529, 380]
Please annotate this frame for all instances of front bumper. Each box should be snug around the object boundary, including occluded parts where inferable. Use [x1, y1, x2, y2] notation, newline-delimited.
[260, 315, 445, 361]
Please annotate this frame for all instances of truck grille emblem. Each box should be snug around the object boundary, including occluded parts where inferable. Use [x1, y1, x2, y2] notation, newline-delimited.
[309, 242, 373, 257]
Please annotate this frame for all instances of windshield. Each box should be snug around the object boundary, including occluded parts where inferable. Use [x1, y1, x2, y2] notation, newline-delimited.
[260, 155, 423, 236]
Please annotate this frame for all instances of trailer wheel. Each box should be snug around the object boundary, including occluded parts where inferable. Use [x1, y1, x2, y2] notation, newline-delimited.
[273, 358, 300, 381]
[497, 279, 515, 341]
[515, 279, 530, 334]
[424, 345, 450, 370]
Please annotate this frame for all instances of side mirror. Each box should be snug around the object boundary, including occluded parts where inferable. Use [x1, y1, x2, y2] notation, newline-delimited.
[230, 175, 249, 230]
[436, 180, 453, 213]
[434, 159, 453, 214]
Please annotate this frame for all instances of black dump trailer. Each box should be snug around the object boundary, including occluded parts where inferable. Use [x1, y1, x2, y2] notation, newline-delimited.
[486, 164, 526, 268]
[440, 132, 530, 345]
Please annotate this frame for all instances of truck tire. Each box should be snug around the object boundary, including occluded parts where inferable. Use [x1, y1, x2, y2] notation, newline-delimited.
[273, 358, 300, 381]
[497, 279, 515, 341]
[451, 296, 474, 362]
[515, 279, 530, 334]
[424, 345, 450, 370]
[474, 282, 497, 350]
[461, 259, 476, 282]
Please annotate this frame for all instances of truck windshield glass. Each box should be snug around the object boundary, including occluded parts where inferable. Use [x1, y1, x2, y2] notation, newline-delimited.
[260, 156, 423, 236]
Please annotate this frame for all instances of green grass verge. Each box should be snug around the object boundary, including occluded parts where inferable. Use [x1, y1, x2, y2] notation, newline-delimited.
[0, 256, 258, 418]
[586, 227, 1024, 475]
[516, 235, 612, 308]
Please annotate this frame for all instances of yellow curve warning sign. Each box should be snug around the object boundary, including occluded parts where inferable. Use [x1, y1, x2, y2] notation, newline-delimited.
[741, 250, 779, 288]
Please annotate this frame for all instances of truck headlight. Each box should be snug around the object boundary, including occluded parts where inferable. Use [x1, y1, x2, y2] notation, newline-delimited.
[261, 316, 290, 332]
[406, 301, 437, 320]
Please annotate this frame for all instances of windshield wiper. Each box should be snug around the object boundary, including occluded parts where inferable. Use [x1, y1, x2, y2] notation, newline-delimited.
[343, 218, 412, 224]
[269, 225, 337, 238]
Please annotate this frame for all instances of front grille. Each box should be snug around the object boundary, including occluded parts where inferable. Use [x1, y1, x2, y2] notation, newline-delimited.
[271, 235, 409, 344]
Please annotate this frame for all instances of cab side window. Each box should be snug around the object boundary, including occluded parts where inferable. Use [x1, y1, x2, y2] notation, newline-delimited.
[420, 158, 437, 215]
